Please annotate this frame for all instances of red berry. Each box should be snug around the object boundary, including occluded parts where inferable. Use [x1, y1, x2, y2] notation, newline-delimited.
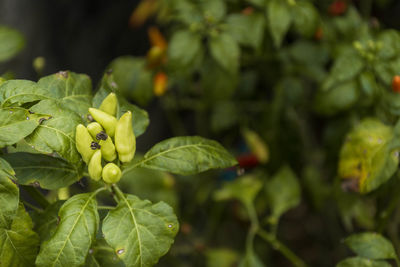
[392, 75, 400, 93]
[329, 0, 347, 16]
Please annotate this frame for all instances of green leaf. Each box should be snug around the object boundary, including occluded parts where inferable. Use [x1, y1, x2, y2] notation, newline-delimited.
[36, 71, 93, 117]
[108, 57, 153, 106]
[168, 30, 203, 69]
[0, 160, 18, 228]
[33, 201, 64, 242]
[206, 248, 239, 267]
[0, 107, 50, 148]
[3, 152, 81, 190]
[322, 51, 364, 91]
[226, 13, 265, 49]
[344, 232, 397, 260]
[86, 238, 125, 267]
[0, 204, 40, 267]
[268, 0, 292, 48]
[0, 80, 49, 107]
[292, 2, 319, 37]
[120, 166, 178, 210]
[265, 166, 301, 221]
[36, 192, 100, 267]
[25, 99, 83, 163]
[337, 257, 391, 267]
[209, 33, 240, 74]
[102, 194, 179, 267]
[214, 175, 263, 205]
[377, 30, 400, 60]
[200, 0, 226, 22]
[0, 26, 25, 62]
[338, 119, 399, 193]
[201, 59, 238, 101]
[246, 0, 266, 8]
[93, 73, 150, 137]
[314, 80, 360, 116]
[133, 136, 237, 175]
[0, 156, 15, 178]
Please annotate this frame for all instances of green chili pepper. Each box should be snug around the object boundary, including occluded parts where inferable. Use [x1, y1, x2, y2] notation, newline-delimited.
[102, 163, 122, 184]
[115, 111, 136, 163]
[99, 92, 118, 116]
[88, 107, 118, 137]
[88, 150, 102, 181]
[87, 122, 117, 162]
[75, 124, 95, 164]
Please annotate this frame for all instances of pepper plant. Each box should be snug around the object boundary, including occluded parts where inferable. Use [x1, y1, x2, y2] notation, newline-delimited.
[0, 69, 237, 266]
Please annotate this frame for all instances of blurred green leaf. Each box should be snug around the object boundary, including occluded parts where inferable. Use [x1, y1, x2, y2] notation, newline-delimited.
[211, 101, 238, 132]
[168, 30, 203, 69]
[200, 0, 226, 22]
[268, 0, 292, 48]
[214, 175, 263, 205]
[292, 2, 319, 37]
[338, 119, 399, 193]
[0, 26, 24, 62]
[202, 59, 238, 101]
[336, 257, 391, 267]
[108, 56, 153, 106]
[265, 166, 301, 221]
[209, 33, 240, 74]
[322, 51, 364, 91]
[314, 80, 359, 116]
[377, 30, 400, 60]
[344, 232, 397, 260]
[206, 248, 239, 267]
[226, 13, 265, 49]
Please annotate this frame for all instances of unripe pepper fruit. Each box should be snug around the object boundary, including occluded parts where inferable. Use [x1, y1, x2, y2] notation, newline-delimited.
[88, 108, 118, 137]
[87, 122, 117, 162]
[392, 75, 400, 93]
[102, 163, 122, 184]
[88, 150, 102, 181]
[75, 124, 95, 164]
[99, 93, 118, 116]
[115, 111, 136, 163]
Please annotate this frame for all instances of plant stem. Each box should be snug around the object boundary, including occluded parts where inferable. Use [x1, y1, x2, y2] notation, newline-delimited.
[105, 184, 119, 204]
[245, 202, 259, 252]
[257, 229, 308, 267]
[97, 205, 115, 210]
[377, 190, 400, 233]
[21, 185, 50, 208]
[22, 200, 43, 213]
[111, 184, 125, 201]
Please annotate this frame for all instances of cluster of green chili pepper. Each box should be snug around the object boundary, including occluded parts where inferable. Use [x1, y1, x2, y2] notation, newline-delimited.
[75, 93, 136, 184]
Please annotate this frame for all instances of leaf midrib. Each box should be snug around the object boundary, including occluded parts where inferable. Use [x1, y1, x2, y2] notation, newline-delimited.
[51, 194, 96, 267]
[120, 194, 143, 267]
[125, 142, 229, 173]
